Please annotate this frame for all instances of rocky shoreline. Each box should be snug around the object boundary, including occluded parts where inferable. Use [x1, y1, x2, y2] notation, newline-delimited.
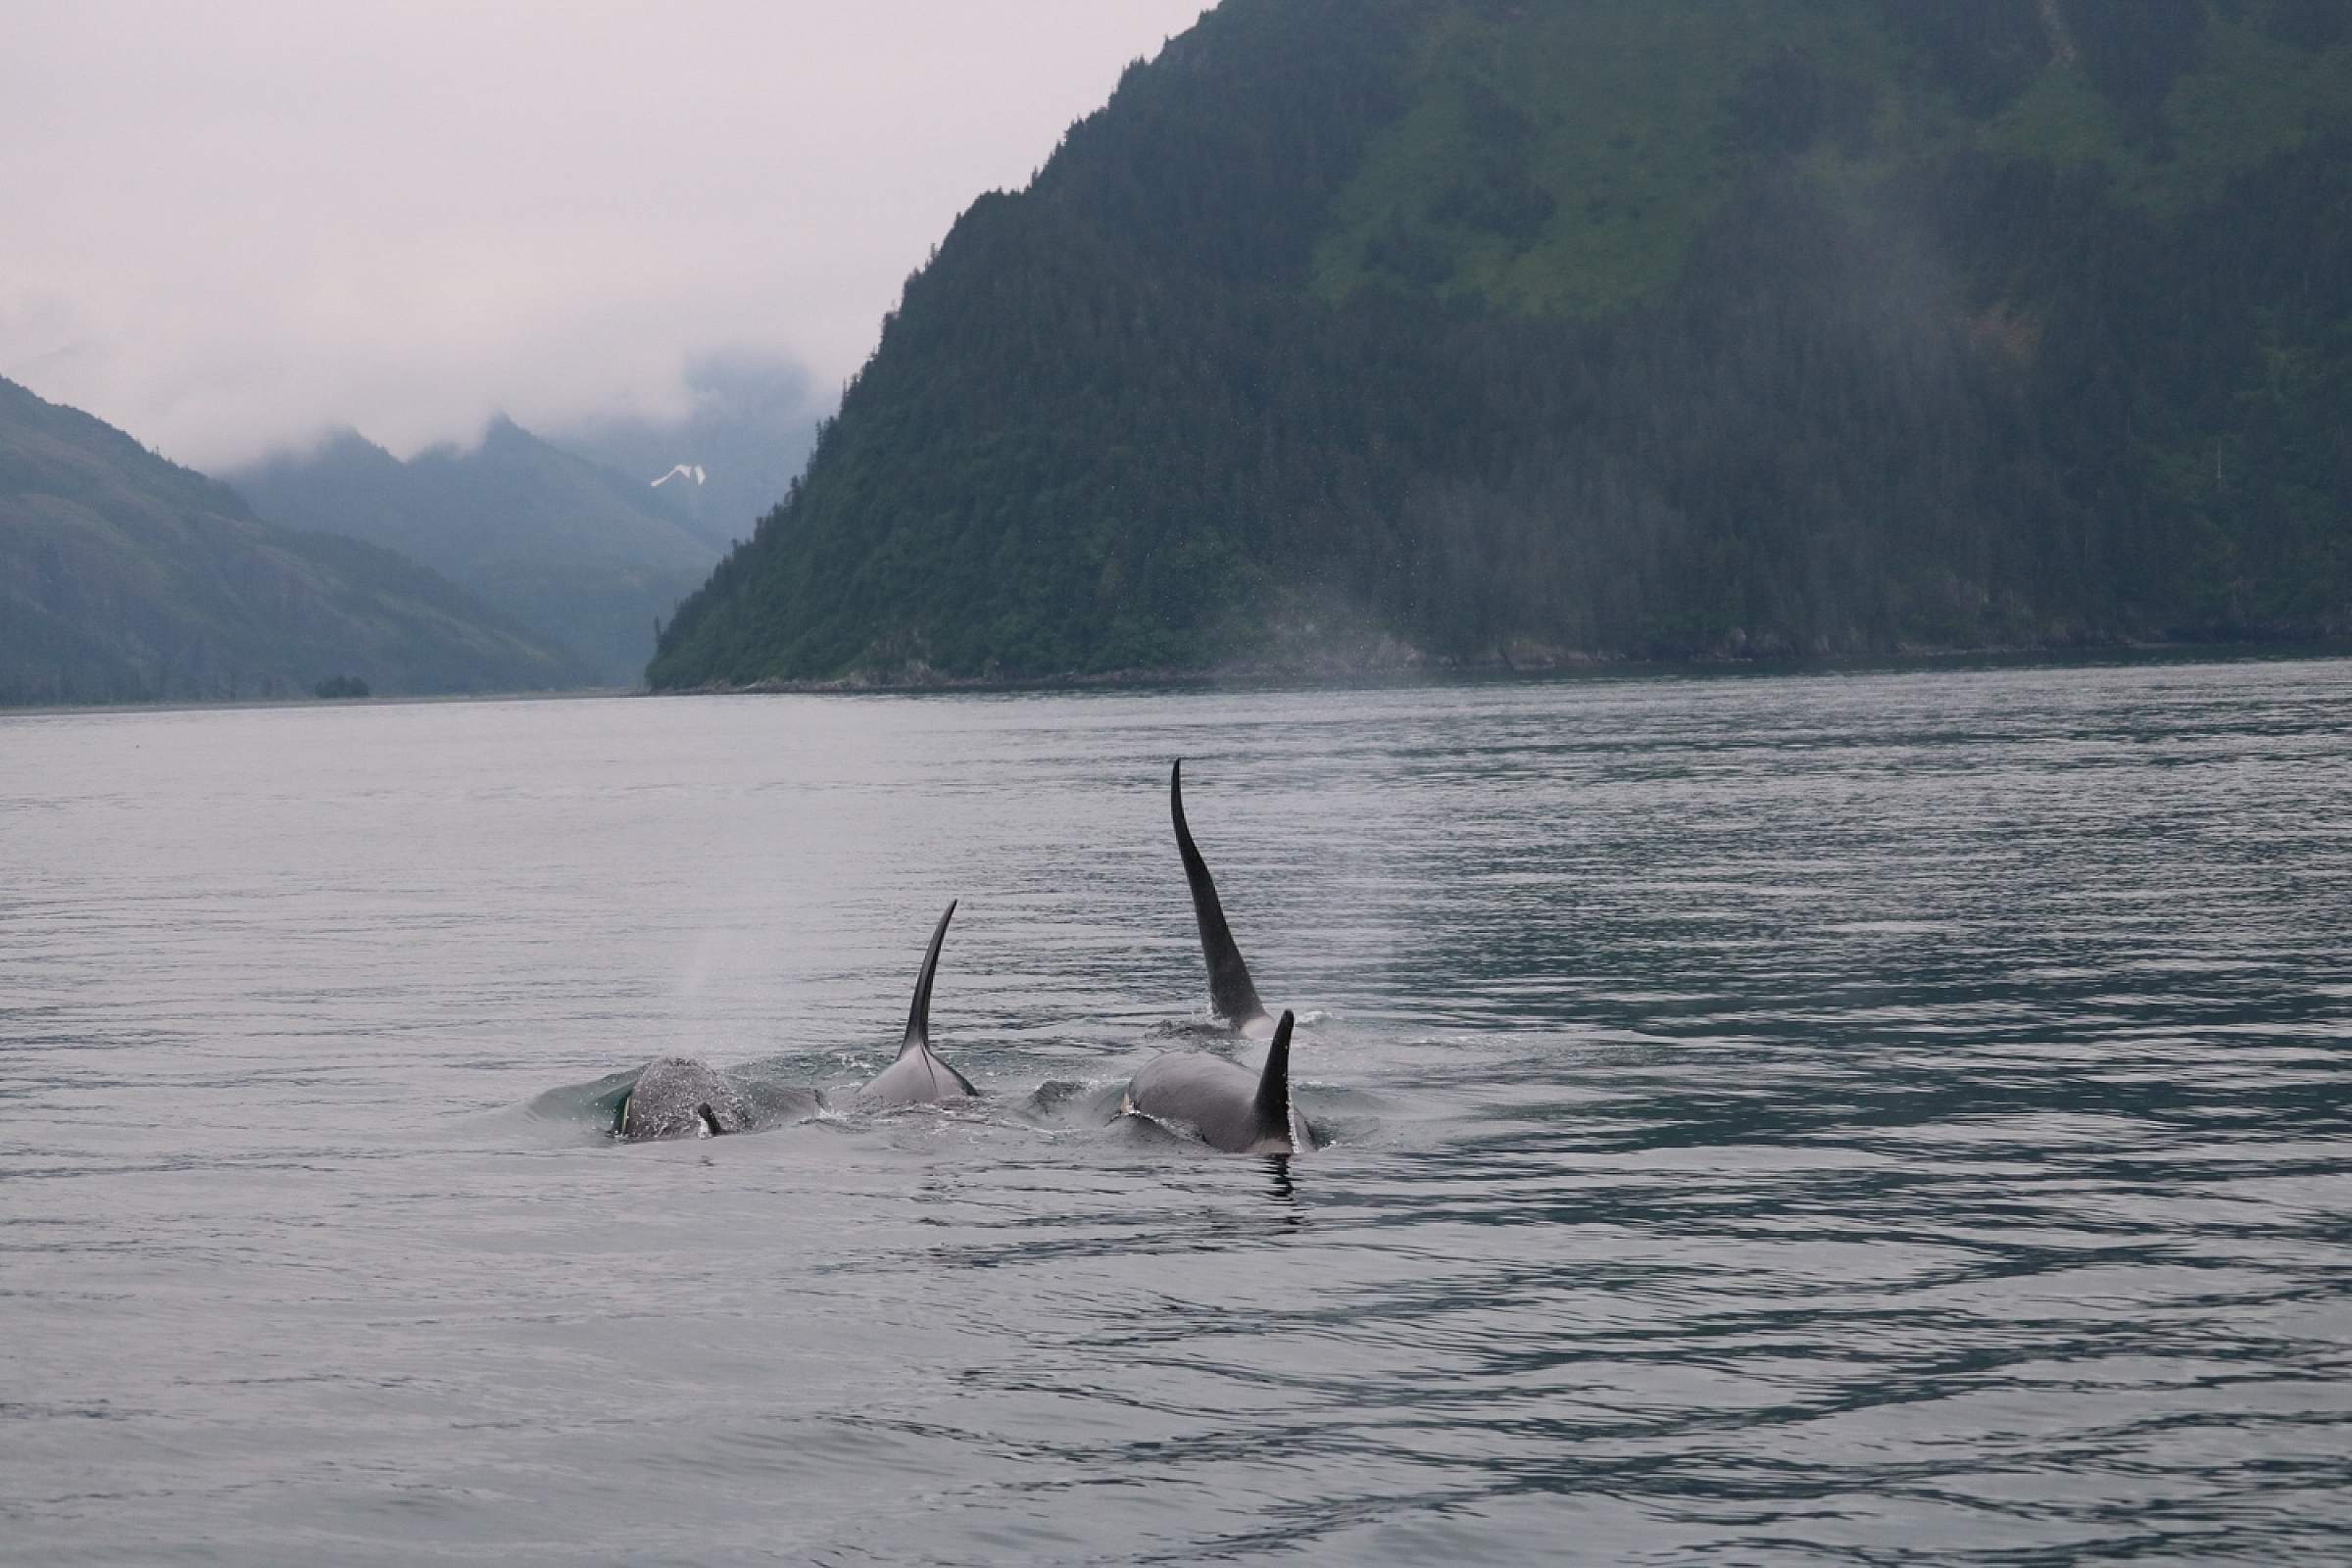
[646, 633, 2352, 698]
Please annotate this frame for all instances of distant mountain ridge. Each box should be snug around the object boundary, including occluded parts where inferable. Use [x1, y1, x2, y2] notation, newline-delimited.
[0, 375, 583, 707]
[233, 418, 720, 684]
[546, 354, 823, 558]
[650, 0, 2352, 688]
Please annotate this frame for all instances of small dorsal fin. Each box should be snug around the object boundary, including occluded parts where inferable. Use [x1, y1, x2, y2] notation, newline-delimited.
[1171, 760, 1266, 1026]
[899, 899, 958, 1059]
[1251, 1009, 1296, 1138]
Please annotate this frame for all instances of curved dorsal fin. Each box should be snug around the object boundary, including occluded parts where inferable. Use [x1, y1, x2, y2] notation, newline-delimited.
[1251, 1009, 1296, 1139]
[899, 899, 958, 1058]
[1171, 760, 1266, 1026]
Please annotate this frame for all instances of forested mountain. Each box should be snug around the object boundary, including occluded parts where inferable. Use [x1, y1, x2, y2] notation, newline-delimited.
[233, 418, 717, 684]
[652, 0, 2352, 687]
[0, 376, 583, 707]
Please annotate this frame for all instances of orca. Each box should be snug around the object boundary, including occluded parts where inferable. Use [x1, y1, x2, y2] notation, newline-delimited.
[855, 900, 980, 1106]
[1124, 1008, 1301, 1154]
[610, 1056, 825, 1142]
[615, 1056, 733, 1140]
[1171, 759, 1277, 1038]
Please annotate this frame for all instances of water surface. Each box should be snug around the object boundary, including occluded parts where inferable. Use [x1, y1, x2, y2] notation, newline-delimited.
[4, 661, 2349, 1563]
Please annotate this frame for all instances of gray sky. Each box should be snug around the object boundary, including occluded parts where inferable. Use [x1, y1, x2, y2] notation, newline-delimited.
[0, 1, 1206, 467]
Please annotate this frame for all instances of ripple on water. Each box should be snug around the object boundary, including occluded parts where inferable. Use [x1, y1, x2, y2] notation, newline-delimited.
[1, 662, 2349, 1562]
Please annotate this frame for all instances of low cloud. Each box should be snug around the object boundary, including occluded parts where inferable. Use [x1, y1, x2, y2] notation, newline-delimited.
[0, 1, 1203, 467]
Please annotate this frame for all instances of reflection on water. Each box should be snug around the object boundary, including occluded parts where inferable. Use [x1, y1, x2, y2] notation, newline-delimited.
[2, 658, 2349, 1564]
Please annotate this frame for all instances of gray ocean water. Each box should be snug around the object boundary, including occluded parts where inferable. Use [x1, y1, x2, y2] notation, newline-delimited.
[3, 660, 2349, 1565]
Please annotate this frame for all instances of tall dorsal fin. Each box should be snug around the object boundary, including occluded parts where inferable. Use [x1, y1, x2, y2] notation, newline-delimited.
[1171, 760, 1266, 1026]
[1251, 1009, 1296, 1139]
[899, 899, 958, 1059]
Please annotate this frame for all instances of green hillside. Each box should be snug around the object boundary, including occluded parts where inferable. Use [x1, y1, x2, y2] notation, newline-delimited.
[652, 0, 2352, 687]
[0, 377, 586, 706]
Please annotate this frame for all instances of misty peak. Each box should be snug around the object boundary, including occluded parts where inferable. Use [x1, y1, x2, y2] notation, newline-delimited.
[479, 413, 534, 449]
[235, 424, 401, 478]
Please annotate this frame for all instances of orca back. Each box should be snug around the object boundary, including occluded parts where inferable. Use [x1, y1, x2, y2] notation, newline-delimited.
[1125, 1010, 1299, 1154]
[859, 899, 978, 1105]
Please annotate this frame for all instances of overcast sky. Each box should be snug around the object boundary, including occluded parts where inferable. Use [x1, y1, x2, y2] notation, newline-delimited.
[0, 1, 1207, 468]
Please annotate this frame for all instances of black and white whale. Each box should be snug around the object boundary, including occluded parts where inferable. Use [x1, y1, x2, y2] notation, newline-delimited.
[612, 1057, 823, 1142]
[1170, 758, 1277, 1040]
[616, 1056, 748, 1140]
[1124, 1008, 1302, 1153]
[1120, 761, 1307, 1152]
[854, 899, 979, 1107]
